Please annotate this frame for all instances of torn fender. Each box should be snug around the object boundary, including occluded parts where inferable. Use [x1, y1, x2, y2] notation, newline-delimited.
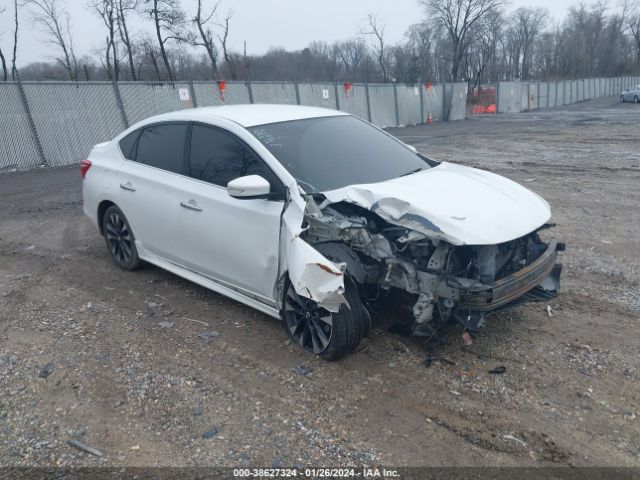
[279, 181, 346, 312]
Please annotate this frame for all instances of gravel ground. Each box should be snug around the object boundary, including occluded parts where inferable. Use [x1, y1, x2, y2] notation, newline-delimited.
[1, 97, 639, 469]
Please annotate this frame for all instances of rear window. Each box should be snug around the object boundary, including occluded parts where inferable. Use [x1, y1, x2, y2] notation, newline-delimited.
[118, 130, 139, 160]
[135, 123, 188, 175]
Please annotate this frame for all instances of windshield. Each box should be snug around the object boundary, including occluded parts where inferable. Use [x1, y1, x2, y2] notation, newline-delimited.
[248, 115, 430, 192]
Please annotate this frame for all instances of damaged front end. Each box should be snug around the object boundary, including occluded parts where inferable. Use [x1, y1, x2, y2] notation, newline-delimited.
[300, 195, 564, 337]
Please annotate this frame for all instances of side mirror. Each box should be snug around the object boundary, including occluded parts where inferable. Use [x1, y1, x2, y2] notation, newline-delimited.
[227, 175, 271, 199]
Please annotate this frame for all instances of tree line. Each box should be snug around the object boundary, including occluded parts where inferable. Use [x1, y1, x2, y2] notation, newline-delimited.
[1, 0, 640, 85]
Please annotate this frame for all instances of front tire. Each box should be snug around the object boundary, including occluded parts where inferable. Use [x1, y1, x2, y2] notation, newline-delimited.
[282, 277, 365, 361]
[102, 205, 141, 270]
[635, 96, 639, 104]
[620, 95, 625, 103]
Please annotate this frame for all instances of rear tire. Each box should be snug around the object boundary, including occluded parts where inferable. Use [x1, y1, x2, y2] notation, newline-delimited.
[635, 96, 639, 104]
[102, 205, 141, 271]
[282, 276, 365, 361]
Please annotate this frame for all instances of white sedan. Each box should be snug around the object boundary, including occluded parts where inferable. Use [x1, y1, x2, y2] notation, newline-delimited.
[82, 105, 563, 360]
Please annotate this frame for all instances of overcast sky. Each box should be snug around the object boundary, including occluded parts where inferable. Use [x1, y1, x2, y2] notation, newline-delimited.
[0, 0, 601, 68]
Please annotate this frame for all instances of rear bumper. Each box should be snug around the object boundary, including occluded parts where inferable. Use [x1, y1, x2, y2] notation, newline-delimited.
[457, 239, 563, 312]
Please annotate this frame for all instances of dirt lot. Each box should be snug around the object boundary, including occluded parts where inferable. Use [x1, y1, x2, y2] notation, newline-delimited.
[1, 97, 639, 469]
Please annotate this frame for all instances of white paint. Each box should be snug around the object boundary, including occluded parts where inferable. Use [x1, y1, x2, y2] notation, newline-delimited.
[323, 162, 551, 246]
[322, 89, 330, 99]
[131, 104, 347, 129]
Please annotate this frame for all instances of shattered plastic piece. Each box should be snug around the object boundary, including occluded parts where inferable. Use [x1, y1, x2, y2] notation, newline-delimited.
[462, 331, 473, 346]
[38, 362, 55, 379]
[202, 427, 219, 438]
[292, 365, 313, 376]
[546, 305, 554, 318]
[424, 355, 456, 368]
[489, 366, 507, 374]
[198, 331, 220, 343]
[67, 439, 103, 457]
[158, 321, 174, 328]
[503, 434, 527, 447]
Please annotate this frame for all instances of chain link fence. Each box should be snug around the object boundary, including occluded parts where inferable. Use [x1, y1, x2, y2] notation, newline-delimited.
[496, 76, 640, 113]
[0, 79, 469, 172]
[1, 76, 638, 172]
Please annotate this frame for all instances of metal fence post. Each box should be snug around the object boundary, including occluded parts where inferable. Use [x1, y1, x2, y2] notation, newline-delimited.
[393, 83, 400, 127]
[546, 83, 550, 109]
[189, 80, 198, 108]
[442, 83, 453, 122]
[246, 81, 254, 104]
[112, 80, 129, 129]
[365, 83, 372, 123]
[15, 72, 47, 167]
[334, 82, 340, 110]
[294, 82, 301, 105]
[419, 83, 424, 123]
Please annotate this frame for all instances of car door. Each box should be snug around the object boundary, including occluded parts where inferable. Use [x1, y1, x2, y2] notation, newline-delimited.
[176, 123, 286, 304]
[117, 122, 189, 264]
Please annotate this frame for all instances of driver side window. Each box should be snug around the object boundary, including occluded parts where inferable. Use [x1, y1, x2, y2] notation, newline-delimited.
[188, 124, 280, 193]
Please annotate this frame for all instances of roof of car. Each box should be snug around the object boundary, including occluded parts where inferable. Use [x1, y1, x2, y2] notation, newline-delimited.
[167, 104, 349, 128]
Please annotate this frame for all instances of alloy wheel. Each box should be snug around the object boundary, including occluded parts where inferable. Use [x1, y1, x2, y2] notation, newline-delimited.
[105, 212, 133, 264]
[284, 287, 333, 354]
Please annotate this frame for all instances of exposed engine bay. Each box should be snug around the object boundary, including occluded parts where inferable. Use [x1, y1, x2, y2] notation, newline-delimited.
[300, 195, 564, 336]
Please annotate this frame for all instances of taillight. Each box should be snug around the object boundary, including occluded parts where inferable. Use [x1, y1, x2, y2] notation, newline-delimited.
[80, 159, 92, 179]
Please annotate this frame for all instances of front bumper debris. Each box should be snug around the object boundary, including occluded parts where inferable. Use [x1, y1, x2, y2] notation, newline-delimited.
[457, 240, 563, 312]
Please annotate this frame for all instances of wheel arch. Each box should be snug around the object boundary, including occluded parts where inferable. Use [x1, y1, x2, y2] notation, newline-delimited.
[312, 241, 371, 287]
[97, 200, 116, 235]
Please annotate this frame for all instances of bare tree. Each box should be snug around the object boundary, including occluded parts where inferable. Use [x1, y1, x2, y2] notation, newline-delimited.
[26, 0, 78, 80]
[420, 0, 506, 81]
[623, 0, 640, 64]
[141, 0, 186, 81]
[406, 23, 434, 82]
[335, 38, 370, 76]
[362, 13, 389, 82]
[192, 0, 221, 79]
[512, 8, 548, 79]
[138, 35, 162, 80]
[0, 6, 7, 81]
[117, 0, 138, 80]
[90, 0, 119, 80]
[466, 11, 502, 88]
[217, 10, 237, 79]
[11, 0, 19, 79]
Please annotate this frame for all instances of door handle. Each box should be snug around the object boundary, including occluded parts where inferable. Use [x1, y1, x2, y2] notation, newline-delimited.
[180, 200, 203, 212]
[119, 182, 136, 192]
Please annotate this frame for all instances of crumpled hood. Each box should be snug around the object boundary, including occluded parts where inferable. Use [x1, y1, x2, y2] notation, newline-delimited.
[322, 162, 551, 246]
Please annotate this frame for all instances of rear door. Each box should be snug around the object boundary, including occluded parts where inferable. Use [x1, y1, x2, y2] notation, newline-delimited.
[117, 122, 189, 263]
[177, 123, 286, 303]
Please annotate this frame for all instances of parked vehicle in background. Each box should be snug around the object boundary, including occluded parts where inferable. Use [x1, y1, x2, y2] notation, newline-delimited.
[620, 85, 640, 103]
[81, 105, 563, 361]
